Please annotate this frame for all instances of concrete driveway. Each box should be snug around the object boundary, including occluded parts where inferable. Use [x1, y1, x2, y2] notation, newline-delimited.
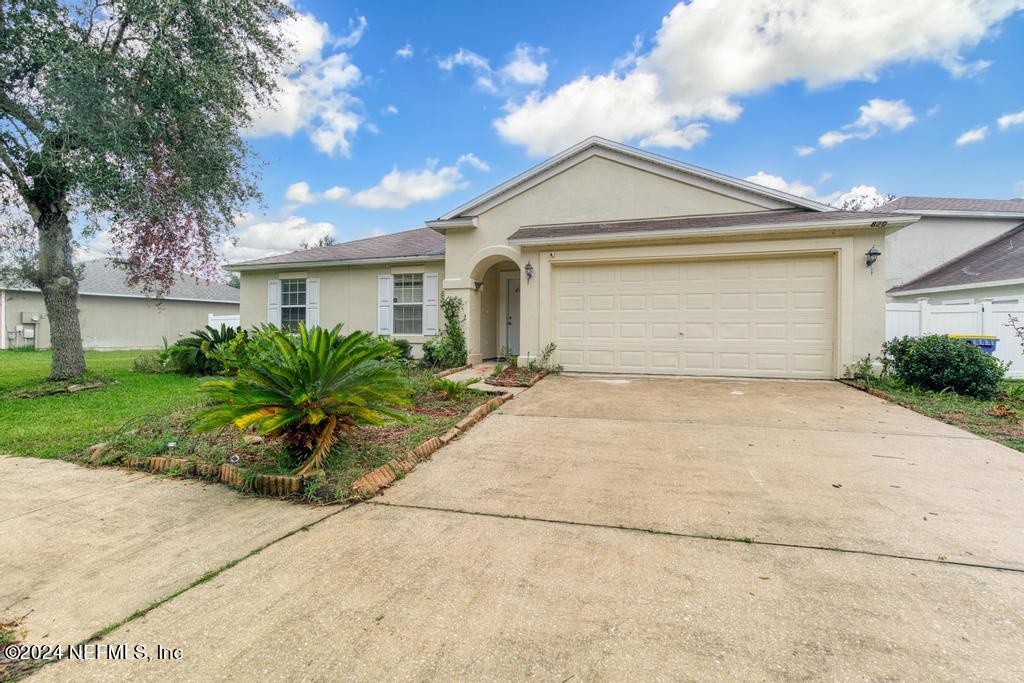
[28, 377, 1024, 680]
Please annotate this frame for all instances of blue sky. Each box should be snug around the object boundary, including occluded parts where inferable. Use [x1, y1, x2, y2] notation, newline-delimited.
[219, 1, 1024, 261]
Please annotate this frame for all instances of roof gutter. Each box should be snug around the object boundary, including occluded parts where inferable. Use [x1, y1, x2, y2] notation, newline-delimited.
[226, 253, 445, 272]
[891, 209, 1024, 219]
[425, 216, 477, 232]
[508, 216, 918, 247]
[888, 277, 1024, 297]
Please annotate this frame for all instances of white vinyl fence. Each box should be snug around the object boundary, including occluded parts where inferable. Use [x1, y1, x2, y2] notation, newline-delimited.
[886, 300, 1024, 377]
[208, 313, 241, 329]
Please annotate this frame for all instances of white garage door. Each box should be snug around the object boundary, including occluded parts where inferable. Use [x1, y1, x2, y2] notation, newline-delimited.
[551, 255, 835, 378]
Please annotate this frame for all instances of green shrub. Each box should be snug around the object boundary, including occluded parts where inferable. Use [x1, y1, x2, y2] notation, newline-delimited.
[430, 376, 476, 400]
[194, 324, 411, 476]
[131, 354, 165, 374]
[881, 334, 1007, 399]
[423, 295, 468, 368]
[206, 324, 280, 375]
[166, 324, 241, 375]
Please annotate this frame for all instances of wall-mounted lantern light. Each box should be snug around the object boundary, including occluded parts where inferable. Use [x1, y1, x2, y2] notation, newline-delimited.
[524, 260, 534, 282]
[865, 245, 881, 272]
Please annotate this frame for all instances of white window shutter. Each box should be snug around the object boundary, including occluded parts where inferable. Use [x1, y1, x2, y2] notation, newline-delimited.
[267, 280, 281, 327]
[305, 278, 320, 328]
[423, 272, 439, 336]
[377, 274, 393, 335]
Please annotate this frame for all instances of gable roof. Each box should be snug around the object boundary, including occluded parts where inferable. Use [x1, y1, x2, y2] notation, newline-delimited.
[508, 209, 913, 245]
[430, 137, 831, 226]
[3, 259, 240, 303]
[879, 196, 1024, 217]
[889, 222, 1024, 295]
[227, 227, 445, 270]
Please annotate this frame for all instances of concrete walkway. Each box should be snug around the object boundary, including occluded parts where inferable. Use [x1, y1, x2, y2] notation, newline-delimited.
[22, 376, 1024, 680]
[0, 457, 332, 646]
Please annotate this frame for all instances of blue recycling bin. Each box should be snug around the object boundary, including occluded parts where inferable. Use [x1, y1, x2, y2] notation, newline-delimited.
[948, 334, 998, 355]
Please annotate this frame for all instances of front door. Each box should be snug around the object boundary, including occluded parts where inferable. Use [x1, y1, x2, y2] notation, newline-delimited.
[503, 273, 521, 356]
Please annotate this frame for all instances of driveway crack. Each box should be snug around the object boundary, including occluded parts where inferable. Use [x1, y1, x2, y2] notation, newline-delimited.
[367, 500, 1024, 575]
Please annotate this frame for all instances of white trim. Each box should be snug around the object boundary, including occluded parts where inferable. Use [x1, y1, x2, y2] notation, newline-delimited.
[889, 277, 1024, 297]
[0, 287, 238, 305]
[434, 137, 831, 222]
[228, 254, 442, 272]
[0, 289, 6, 350]
[425, 217, 476, 231]
[890, 208, 1024, 219]
[509, 216, 917, 246]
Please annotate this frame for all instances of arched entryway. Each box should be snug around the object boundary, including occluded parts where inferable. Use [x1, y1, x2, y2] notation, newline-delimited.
[469, 253, 521, 361]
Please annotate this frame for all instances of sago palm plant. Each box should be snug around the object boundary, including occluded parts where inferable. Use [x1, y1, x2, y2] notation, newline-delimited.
[195, 324, 411, 476]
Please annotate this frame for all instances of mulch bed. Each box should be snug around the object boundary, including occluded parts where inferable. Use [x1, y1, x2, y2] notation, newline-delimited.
[484, 367, 548, 387]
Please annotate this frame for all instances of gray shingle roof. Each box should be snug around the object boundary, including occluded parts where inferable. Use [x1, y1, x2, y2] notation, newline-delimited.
[228, 227, 445, 268]
[507, 209, 905, 243]
[888, 222, 1024, 294]
[3, 259, 240, 302]
[879, 196, 1024, 214]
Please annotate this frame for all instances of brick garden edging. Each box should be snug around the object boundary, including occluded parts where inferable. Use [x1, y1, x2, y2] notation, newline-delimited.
[89, 390, 513, 500]
[349, 391, 514, 499]
[433, 364, 471, 378]
[112, 453, 305, 496]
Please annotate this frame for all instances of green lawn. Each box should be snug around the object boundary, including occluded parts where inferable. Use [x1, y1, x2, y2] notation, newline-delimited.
[0, 350, 206, 458]
[854, 376, 1024, 453]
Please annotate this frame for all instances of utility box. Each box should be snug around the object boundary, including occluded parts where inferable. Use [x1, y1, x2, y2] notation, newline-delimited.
[23, 326, 35, 339]
[21, 311, 41, 324]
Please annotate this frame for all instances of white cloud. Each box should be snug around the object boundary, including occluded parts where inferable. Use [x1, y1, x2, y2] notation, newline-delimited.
[745, 172, 816, 198]
[439, 44, 550, 93]
[334, 16, 367, 49]
[456, 153, 490, 172]
[926, 104, 941, 117]
[494, 0, 1022, 156]
[395, 42, 413, 59]
[746, 172, 890, 209]
[997, 110, 1024, 130]
[639, 123, 710, 150]
[955, 126, 989, 145]
[817, 99, 916, 149]
[285, 181, 316, 203]
[499, 44, 549, 86]
[224, 213, 336, 262]
[350, 155, 488, 210]
[795, 145, 816, 156]
[323, 186, 350, 201]
[246, 12, 366, 157]
[285, 181, 350, 204]
[385, 104, 399, 115]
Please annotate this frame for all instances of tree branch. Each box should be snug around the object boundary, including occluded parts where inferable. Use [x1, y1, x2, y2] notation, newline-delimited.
[0, 139, 29, 196]
[0, 92, 46, 139]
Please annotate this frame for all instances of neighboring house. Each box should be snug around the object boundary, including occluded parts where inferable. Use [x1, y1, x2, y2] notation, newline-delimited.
[888, 222, 1024, 304]
[880, 196, 1024, 303]
[1, 259, 240, 350]
[230, 137, 918, 379]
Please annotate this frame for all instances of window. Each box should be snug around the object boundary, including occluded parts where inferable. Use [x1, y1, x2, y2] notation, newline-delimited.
[393, 273, 423, 335]
[280, 278, 306, 331]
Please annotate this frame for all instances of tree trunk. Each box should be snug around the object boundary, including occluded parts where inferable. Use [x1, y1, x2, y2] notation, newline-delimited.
[35, 207, 86, 380]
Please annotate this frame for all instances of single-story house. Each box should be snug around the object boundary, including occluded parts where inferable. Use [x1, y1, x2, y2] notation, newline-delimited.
[880, 196, 1024, 304]
[1, 259, 240, 350]
[230, 137, 920, 379]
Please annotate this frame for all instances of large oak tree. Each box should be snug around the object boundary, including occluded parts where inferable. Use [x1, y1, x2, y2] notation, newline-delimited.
[0, 0, 290, 378]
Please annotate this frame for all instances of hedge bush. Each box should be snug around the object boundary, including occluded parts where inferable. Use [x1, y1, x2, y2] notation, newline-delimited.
[881, 334, 1007, 399]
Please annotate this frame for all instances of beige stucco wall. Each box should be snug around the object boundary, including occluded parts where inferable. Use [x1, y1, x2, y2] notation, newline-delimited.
[439, 150, 888, 377]
[884, 216, 1020, 291]
[238, 260, 445, 354]
[1, 290, 239, 350]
